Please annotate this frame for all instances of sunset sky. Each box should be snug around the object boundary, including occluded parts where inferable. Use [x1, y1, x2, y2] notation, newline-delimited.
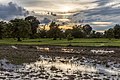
[0, 0, 120, 31]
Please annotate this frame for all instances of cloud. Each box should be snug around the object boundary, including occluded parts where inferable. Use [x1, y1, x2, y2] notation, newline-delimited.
[11, 0, 98, 13]
[91, 22, 112, 25]
[71, 0, 120, 31]
[0, 2, 29, 20]
[0, 0, 120, 31]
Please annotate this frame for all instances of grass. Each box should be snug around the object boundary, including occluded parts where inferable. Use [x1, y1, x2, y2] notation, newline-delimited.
[0, 38, 120, 46]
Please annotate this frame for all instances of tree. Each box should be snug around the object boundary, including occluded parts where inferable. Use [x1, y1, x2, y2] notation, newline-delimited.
[38, 29, 47, 38]
[90, 30, 96, 38]
[48, 22, 62, 40]
[49, 21, 56, 29]
[71, 25, 85, 38]
[83, 24, 92, 37]
[25, 16, 40, 38]
[0, 21, 6, 39]
[4, 22, 13, 38]
[67, 33, 73, 46]
[113, 24, 120, 39]
[64, 29, 72, 38]
[95, 32, 103, 38]
[104, 28, 114, 40]
[10, 19, 31, 41]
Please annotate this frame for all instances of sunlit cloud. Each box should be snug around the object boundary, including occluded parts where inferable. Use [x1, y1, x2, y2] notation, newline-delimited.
[0, 0, 120, 31]
[5, 0, 98, 13]
[91, 22, 112, 25]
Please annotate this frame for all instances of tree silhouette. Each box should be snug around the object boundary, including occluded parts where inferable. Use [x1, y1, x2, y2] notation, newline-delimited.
[10, 19, 31, 41]
[83, 24, 92, 37]
[0, 21, 6, 39]
[114, 24, 120, 39]
[25, 16, 40, 39]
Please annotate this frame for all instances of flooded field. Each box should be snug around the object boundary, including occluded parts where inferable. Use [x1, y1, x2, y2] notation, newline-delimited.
[0, 46, 120, 80]
[0, 55, 120, 80]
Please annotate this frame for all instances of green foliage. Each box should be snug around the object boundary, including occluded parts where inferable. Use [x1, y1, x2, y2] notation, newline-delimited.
[4, 23, 13, 38]
[104, 28, 114, 39]
[48, 22, 63, 40]
[64, 29, 72, 37]
[113, 24, 120, 39]
[10, 19, 31, 41]
[49, 21, 56, 29]
[67, 34, 73, 46]
[104, 24, 120, 39]
[0, 21, 7, 39]
[25, 16, 40, 38]
[38, 29, 47, 38]
[65, 25, 85, 38]
[1, 17, 120, 41]
[67, 34, 73, 41]
[72, 25, 85, 38]
[83, 24, 92, 37]
[95, 32, 103, 38]
[0, 38, 120, 46]
[90, 30, 96, 38]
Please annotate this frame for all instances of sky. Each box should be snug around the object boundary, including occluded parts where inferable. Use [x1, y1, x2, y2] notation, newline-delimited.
[0, 0, 120, 31]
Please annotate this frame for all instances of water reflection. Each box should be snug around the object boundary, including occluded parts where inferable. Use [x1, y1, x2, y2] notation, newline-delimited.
[27, 60, 97, 73]
[0, 55, 120, 80]
[91, 50, 115, 54]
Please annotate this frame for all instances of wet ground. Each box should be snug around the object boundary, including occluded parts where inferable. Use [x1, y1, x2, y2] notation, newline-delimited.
[0, 45, 120, 80]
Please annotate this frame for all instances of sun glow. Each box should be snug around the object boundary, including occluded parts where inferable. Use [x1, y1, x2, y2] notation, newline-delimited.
[59, 5, 73, 12]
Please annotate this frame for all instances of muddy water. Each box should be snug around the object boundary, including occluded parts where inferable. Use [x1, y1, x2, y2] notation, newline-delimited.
[0, 55, 120, 80]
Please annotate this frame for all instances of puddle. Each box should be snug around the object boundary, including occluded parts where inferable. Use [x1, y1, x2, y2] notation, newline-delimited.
[91, 50, 115, 54]
[36, 46, 50, 52]
[0, 55, 120, 80]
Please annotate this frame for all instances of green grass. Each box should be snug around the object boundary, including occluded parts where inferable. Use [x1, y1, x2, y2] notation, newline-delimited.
[0, 38, 120, 46]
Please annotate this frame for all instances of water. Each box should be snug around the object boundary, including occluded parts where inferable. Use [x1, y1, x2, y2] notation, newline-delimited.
[0, 55, 120, 80]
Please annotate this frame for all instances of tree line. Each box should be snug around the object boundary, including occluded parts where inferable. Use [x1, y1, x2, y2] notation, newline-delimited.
[0, 16, 120, 41]
[38, 21, 120, 40]
[0, 16, 40, 41]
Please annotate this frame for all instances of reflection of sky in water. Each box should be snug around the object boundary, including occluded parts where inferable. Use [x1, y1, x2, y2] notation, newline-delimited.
[0, 55, 120, 79]
[25, 55, 120, 75]
[26, 60, 97, 73]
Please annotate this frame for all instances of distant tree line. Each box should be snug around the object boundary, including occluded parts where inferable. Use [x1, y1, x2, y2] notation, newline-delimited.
[39, 21, 120, 40]
[0, 16, 120, 41]
[0, 16, 40, 41]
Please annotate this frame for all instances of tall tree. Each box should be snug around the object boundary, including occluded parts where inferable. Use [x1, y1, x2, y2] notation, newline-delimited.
[49, 21, 56, 29]
[71, 25, 84, 38]
[4, 22, 13, 38]
[0, 21, 6, 39]
[83, 24, 92, 37]
[67, 33, 73, 46]
[10, 19, 31, 41]
[113, 24, 120, 39]
[25, 16, 40, 38]
[95, 32, 103, 38]
[104, 28, 114, 40]
[90, 30, 96, 38]
[38, 29, 47, 38]
[64, 29, 72, 38]
[48, 22, 62, 40]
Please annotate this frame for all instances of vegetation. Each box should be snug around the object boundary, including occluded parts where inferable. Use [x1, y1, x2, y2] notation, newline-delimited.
[0, 16, 120, 46]
[47, 21, 62, 40]
[0, 38, 120, 46]
[67, 34, 73, 46]
[10, 19, 31, 41]
[0, 21, 6, 39]
[25, 16, 40, 39]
